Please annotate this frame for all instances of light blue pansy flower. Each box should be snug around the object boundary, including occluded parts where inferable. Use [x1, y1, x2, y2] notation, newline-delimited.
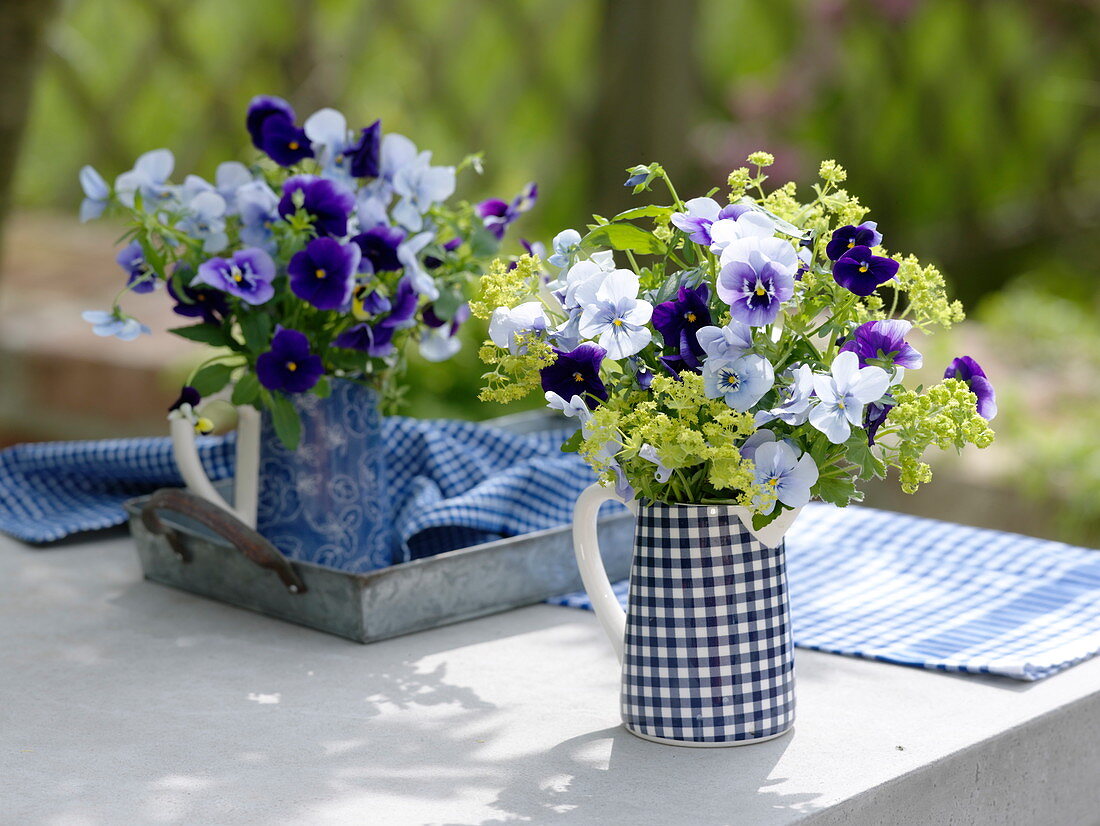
[808, 350, 891, 444]
[81, 310, 150, 341]
[79, 166, 110, 222]
[114, 148, 175, 209]
[702, 353, 774, 411]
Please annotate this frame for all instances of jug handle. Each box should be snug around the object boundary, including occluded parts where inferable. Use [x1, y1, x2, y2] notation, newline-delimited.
[572, 483, 638, 664]
[171, 404, 261, 528]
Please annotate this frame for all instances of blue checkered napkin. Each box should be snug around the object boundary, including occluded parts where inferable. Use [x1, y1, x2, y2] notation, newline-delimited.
[550, 503, 1100, 681]
[622, 504, 794, 744]
[387, 418, 597, 562]
[0, 436, 236, 543]
[0, 420, 599, 556]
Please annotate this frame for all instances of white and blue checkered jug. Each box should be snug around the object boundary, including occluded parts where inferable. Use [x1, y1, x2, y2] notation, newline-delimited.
[172, 378, 393, 571]
[573, 484, 800, 747]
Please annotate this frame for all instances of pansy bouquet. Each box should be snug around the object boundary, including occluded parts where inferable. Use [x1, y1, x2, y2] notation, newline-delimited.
[79, 95, 535, 447]
[475, 153, 995, 528]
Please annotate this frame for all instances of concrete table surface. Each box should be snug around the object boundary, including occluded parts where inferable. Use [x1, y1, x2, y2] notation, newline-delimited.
[3, 532, 1100, 826]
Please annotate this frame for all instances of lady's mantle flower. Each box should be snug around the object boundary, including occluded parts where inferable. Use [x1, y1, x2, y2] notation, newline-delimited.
[756, 363, 815, 425]
[303, 108, 381, 180]
[717, 236, 798, 326]
[79, 165, 109, 222]
[351, 224, 405, 274]
[944, 356, 997, 420]
[638, 444, 673, 484]
[116, 241, 156, 294]
[652, 283, 713, 371]
[256, 327, 324, 394]
[577, 269, 653, 359]
[826, 221, 882, 261]
[114, 149, 174, 210]
[489, 302, 548, 354]
[548, 229, 582, 268]
[419, 303, 470, 362]
[540, 343, 608, 409]
[333, 278, 419, 357]
[751, 441, 819, 514]
[809, 350, 891, 444]
[840, 319, 923, 371]
[236, 181, 280, 251]
[247, 95, 313, 167]
[81, 310, 150, 341]
[278, 175, 356, 238]
[194, 248, 277, 305]
[833, 246, 899, 296]
[288, 237, 360, 311]
[478, 183, 538, 240]
[703, 354, 774, 411]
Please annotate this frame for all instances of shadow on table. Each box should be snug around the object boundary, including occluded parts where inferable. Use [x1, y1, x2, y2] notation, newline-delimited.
[447, 725, 822, 826]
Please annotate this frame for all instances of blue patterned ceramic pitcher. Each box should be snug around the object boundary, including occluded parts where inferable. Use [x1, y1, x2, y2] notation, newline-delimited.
[573, 485, 800, 747]
[172, 379, 391, 573]
[255, 380, 391, 572]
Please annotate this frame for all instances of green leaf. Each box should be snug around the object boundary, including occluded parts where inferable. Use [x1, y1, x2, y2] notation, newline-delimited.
[560, 427, 584, 454]
[268, 392, 302, 451]
[239, 312, 273, 353]
[753, 508, 784, 532]
[612, 205, 673, 222]
[468, 227, 500, 259]
[230, 372, 260, 406]
[169, 324, 232, 347]
[814, 473, 861, 508]
[582, 222, 667, 255]
[431, 287, 465, 321]
[191, 364, 234, 396]
[844, 432, 887, 480]
[313, 376, 331, 399]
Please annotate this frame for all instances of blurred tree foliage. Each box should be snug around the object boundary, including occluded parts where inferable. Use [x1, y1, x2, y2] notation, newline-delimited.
[11, 0, 1100, 421]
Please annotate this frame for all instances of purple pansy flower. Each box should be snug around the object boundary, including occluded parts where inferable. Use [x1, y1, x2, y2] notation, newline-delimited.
[256, 327, 324, 394]
[420, 303, 470, 362]
[652, 283, 713, 371]
[863, 400, 894, 446]
[168, 385, 201, 413]
[348, 120, 382, 178]
[477, 182, 538, 240]
[716, 236, 797, 326]
[246, 95, 313, 167]
[944, 356, 997, 420]
[168, 270, 229, 325]
[826, 221, 882, 261]
[278, 175, 356, 237]
[540, 343, 608, 409]
[840, 319, 923, 370]
[351, 224, 405, 274]
[334, 278, 419, 357]
[116, 241, 156, 294]
[832, 246, 899, 296]
[193, 248, 276, 305]
[288, 237, 360, 311]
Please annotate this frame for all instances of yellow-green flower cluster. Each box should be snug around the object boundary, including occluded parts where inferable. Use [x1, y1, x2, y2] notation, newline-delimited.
[885, 379, 995, 493]
[478, 333, 556, 404]
[582, 374, 763, 507]
[469, 254, 542, 321]
[891, 254, 966, 330]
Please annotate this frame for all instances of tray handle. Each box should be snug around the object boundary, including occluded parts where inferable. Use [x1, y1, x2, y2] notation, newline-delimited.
[141, 488, 307, 595]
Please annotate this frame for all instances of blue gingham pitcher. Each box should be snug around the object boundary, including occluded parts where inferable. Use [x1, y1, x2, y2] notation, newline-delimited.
[573, 484, 801, 747]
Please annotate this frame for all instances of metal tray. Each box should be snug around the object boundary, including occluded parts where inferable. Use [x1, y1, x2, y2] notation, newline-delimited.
[125, 411, 634, 643]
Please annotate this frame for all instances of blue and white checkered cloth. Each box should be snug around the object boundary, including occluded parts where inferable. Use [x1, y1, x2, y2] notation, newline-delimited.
[550, 503, 1100, 681]
[0, 420, 597, 555]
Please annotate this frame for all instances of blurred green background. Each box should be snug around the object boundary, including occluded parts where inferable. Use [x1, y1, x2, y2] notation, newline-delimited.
[1, 0, 1098, 540]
